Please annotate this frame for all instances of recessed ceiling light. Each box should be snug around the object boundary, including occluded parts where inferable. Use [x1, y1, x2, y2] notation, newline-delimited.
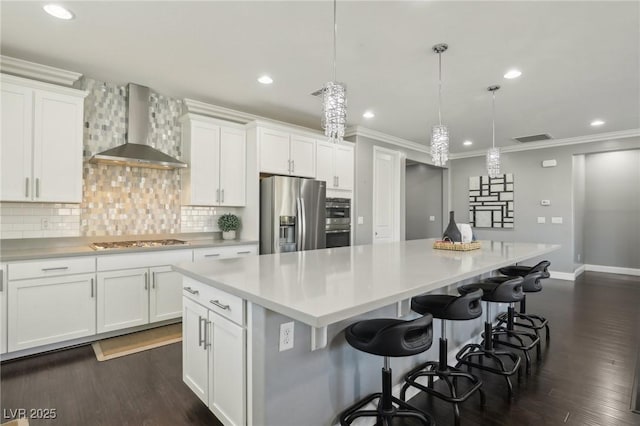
[257, 75, 273, 85]
[362, 111, 375, 119]
[43, 4, 74, 20]
[503, 69, 522, 79]
[590, 119, 605, 126]
[463, 140, 473, 146]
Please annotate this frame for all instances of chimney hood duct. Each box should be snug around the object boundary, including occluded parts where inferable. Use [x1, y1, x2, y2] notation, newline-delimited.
[89, 83, 187, 169]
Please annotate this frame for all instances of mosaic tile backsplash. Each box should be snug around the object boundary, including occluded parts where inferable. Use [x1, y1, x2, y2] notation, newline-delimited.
[0, 77, 242, 239]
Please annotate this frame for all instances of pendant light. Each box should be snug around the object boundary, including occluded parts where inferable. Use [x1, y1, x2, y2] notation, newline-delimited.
[486, 85, 501, 178]
[430, 43, 449, 167]
[322, 0, 347, 143]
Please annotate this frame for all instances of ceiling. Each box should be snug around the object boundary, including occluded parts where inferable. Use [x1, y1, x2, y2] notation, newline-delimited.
[2, 1, 639, 153]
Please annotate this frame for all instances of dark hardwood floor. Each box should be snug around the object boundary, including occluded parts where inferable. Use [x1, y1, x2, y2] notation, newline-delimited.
[1, 271, 639, 426]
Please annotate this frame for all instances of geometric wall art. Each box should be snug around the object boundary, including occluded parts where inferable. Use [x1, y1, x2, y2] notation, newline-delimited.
[469, 173, 514, 228]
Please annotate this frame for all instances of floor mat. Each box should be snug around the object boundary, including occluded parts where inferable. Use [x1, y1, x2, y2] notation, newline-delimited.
[91, 324, 182, 361]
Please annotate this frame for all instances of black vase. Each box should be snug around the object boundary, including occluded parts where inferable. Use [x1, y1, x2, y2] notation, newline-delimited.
[442, 211, 462, 242]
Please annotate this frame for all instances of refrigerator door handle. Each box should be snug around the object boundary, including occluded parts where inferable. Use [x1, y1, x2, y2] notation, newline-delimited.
[295, 197, 301, 251]
[300, 197, 306, 250]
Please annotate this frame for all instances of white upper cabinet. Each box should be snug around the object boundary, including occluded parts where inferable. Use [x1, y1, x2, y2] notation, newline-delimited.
[316, 140, 354, 191]
[258, 127, 316, 178]
[181, 114, 246, 206]
[1, 75, 87, 203]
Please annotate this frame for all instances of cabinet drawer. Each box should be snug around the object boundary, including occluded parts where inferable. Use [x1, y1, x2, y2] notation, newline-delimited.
[193, 244, 257, 261]
[182, 277, 244, 326]
[9, 256, 95, 280]
[97, 249, 192, 271]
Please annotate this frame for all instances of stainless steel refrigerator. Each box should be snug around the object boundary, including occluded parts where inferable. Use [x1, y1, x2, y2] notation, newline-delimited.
[260, 176, 326, 254]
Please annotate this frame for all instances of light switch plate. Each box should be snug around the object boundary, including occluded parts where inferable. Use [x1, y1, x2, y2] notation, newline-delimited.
[357, 216, 364, 225]
[537, 217, 546, 224]
[429, 216, 435, 222]
[551, 216, 563, 224]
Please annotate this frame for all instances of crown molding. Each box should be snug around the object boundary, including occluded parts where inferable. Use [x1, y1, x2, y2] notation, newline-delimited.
[1, 73, 88, 98]
[450, 129, 640, 159]
[345, 126, 430, 154]
[0, 55, 82, 86]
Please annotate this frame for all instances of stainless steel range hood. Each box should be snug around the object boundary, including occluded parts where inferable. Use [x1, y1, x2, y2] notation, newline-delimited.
[89, 83, 187, 169]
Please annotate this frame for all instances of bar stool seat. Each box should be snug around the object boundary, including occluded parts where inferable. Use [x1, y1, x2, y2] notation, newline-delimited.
[400, 290, 485, 426]
[339, 315, 435, 426]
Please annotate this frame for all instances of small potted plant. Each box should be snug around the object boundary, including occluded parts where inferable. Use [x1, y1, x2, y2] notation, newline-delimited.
[218, 213, 240, 240]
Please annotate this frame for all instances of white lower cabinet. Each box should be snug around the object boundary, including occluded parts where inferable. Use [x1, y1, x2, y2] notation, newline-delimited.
[183, 281, 246, 426]
[149, 266, 184, 322]
[8, 273, 96, 352]
[97, 268, 149, 333]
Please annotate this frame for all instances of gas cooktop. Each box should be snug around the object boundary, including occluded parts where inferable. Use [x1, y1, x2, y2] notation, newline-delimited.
[90, 239, 188, 250]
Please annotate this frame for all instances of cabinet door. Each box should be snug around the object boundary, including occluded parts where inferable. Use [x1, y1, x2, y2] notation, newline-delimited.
[316, 140, 335, 188]
[1, 83, 33, 202]
[33, 90, 84, 202]
[259, 128, 290, 175]
[219, 127, 246, 206]
[96, 268, 149, 333]
[289, 134, 316, 178]
[184, 121, 221, 206]
[1, 265, 7, 355]
[8, 273, 96, 352]
[149, 266, 183, 323]
[183, 297, 209, 405]
[334, 144, 354, 190]
[209, 311, 245, 426]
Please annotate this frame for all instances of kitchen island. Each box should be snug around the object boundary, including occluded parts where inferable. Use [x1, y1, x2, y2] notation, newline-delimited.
[173, 239, 558, 426]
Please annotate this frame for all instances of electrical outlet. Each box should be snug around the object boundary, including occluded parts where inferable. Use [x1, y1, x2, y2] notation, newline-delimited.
[537, 217, 546, 224]
[429, 216, 435, 222]
[357, 216, 364, 225]
[551, 216, 563, 224]
[41, 218, 49, 230]
[279, 322, 294, 351]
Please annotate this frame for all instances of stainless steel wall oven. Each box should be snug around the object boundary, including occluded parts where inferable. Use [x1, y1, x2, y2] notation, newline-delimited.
[325, 197, 351, 248]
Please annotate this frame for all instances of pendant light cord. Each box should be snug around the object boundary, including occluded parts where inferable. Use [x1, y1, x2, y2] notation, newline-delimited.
[492, 91, 496, 149]
[438, 51, 443, 125]
[332, 0, 337, 82]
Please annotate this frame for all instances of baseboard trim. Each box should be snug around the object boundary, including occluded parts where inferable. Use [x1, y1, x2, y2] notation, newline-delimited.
[549, 271, 576, 281]
[585, 264, 640, 276]
[574, 264, 586, 277]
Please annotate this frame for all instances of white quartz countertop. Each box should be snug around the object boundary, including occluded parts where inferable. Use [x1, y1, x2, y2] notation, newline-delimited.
[174, 239, 559, 328]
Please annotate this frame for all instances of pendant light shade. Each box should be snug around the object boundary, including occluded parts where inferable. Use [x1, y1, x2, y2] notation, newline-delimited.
[430, 43, 449, 167]
[486, 85, 501, 178]
[322, 0, 347, 143]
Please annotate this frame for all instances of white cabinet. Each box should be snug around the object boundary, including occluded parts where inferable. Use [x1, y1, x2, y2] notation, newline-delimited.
[1, 75, 87, 203]
[96, 249, 192, 333]
[96, 268, 149, 333]
[149, 265, 184, 322]
[192, 244, 259, 262]
[181, 114, 246, 206]
[8, 273, 96, 352]
[1, 264, 7, 355]
[182, 278, 246, 426]
[316, 140, 354, 191]
[258, 127, 315, 178]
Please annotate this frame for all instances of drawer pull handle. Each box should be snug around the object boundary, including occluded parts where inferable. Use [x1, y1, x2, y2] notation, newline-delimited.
[184, 287, 199, 295]
[210, 299, 230, 310]
[204, 253, 220, 257]
[237, 251, 251, 254]
[41, 267, 69, 272]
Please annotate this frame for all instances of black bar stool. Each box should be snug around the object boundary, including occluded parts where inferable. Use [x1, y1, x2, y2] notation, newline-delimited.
[339, 315, 436, 426]
[400, 290, 485, 426]
[496, 260, 551, 340]
[456, 278, 524, 399]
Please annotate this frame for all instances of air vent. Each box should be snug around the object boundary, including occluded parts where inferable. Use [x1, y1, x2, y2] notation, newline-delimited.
[513, 134, 553, 143]
[310, 88, 324, 97]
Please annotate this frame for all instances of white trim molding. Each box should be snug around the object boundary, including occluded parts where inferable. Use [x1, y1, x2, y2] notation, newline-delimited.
[0, 55, 82, 86]
[549, 270, 577, 281]
[450, 129, 640, 159]
[0, 73, 88, 98]
[585, 264, 640, 277]
[346, 126, 432, 156]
